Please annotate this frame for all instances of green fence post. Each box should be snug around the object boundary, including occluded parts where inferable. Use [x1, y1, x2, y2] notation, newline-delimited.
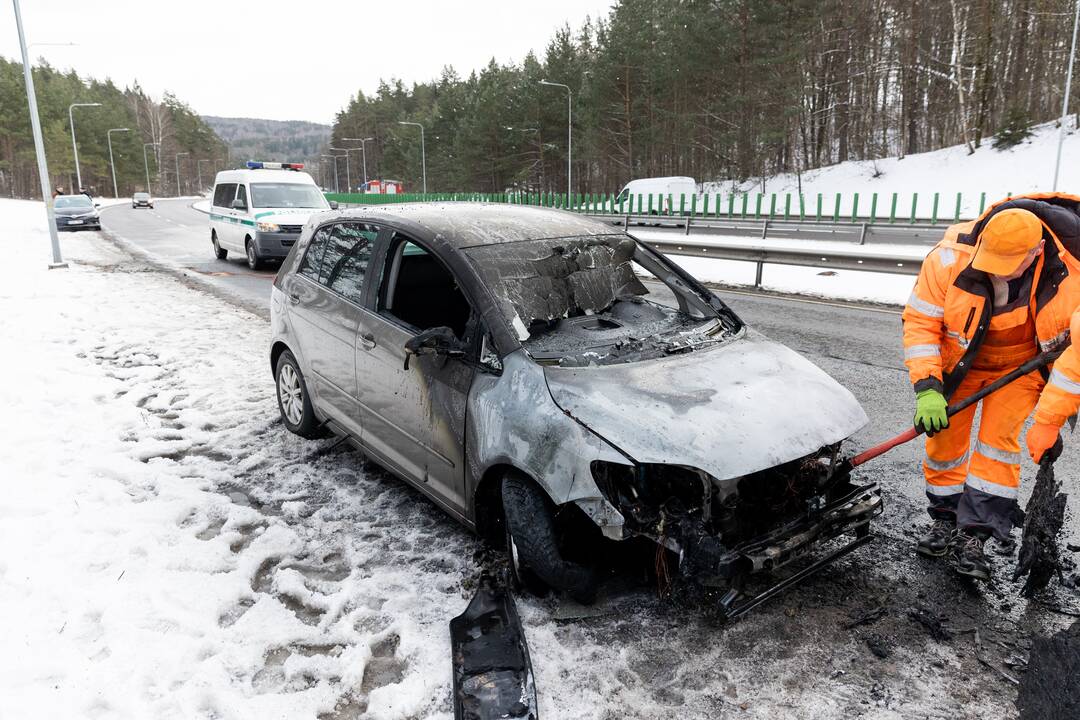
[931, 192, 939, 224]
[679, 193, 686, 216]
[954, 192, 962, 222]
[691, 193, 698, 217]
[910, 192, 919, 224]
[799, 193, 805, 220]
[869, 193, 878, 223]
[833, 193, 841, 222]
[784, 193, 791, 220]
[889, 193, 898, 223]
[769, 193, 776, 218]
[741, 193, 748, 217]
[648, 193, 654, 214]
[978, 192, 986, 215]
[715, 193, 721, 217]
[728, 194, 734, 218]
[755, 193, 763, 218]
[851, 192, 859, 223]
[816, 193, 823, 221]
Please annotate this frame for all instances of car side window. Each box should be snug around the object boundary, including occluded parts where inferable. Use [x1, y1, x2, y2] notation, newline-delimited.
[213, 183, 235, 207]
[321, 223, 378, 304]
[235, 184, 248, 208]
[298, 225, 332, 280]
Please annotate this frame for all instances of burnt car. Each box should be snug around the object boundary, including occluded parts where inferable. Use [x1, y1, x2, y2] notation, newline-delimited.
[269, 204, 881, 607]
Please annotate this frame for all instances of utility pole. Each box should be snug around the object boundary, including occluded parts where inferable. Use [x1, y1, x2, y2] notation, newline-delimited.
[329, 147, 352, 193]
[321, 153, 339, 192]
[143, 142, 159, 194]
[13, 0, 66, 268]
[397, 122, 426, 193]
[1055, 0, 1080, 190]
[107, 127, 129, 198]
[69, 101, 102, 192]
[175, 152, 188, 196]
[343, 137, 375, 188]
[539, 80, 572, 200]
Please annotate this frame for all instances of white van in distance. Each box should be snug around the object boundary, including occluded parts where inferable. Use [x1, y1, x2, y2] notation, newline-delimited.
[616, 176, 699, 214]
[209, 162, 336, 270]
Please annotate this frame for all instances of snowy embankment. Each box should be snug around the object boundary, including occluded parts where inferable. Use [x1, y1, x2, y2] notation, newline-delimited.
[706, 120, 1079, 218]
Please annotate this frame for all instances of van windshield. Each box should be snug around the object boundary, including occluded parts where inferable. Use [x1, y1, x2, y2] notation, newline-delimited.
[250, 183, 328, 209]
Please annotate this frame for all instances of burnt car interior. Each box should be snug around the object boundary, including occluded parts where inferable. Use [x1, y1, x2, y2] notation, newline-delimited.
[379, 234, 472, 338]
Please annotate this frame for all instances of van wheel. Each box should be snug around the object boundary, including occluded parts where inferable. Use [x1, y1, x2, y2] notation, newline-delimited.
[275, 350, 324, 438]
[501, 473, 598, 604]
[245, 238, 263, 270]
[212, 231, 227, 260]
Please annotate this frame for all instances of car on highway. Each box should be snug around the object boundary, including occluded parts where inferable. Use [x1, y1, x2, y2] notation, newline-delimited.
[209, 161, 336, 271]
[132, 192, 153, 209]
[268, 203, 881, 606]
[53, 194, 101, 231]
[617, 176, 699, 214]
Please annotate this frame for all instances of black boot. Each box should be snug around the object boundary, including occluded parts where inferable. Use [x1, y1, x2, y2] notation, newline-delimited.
[951, 530, 991, 581]
[917, 518, 957, 558]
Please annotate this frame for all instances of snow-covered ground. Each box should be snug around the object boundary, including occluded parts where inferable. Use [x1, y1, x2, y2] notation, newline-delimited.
[705, 120, 1080, 218]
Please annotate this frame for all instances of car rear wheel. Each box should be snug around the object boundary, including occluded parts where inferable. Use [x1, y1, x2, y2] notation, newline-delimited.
[274, 350, 324, 438]
[501, 473, 598, 604]
[245, 238, 263, 270]
[212, 232, 227, 260]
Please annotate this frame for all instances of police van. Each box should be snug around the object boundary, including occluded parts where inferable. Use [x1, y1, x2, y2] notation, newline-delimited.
[209, 162, 336, 270]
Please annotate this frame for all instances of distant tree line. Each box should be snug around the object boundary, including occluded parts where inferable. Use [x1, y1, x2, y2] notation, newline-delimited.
[0, 58, 225, 199]
[330, 0, 1079, 195]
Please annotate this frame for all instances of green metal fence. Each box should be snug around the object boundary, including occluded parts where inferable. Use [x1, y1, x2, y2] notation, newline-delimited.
[324, 190, 1011, 224]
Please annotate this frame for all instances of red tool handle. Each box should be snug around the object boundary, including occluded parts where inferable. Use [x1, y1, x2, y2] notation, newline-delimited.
[847, 347, 1065, 470]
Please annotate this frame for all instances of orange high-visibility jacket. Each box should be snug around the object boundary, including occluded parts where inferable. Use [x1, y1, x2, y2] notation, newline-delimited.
[1035, 306, 1080, 426]
[903, 194, 1080, 424]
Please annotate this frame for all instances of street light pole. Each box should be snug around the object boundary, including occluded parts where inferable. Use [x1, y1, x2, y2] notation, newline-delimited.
[1054, 0, 1080, 190]
[175, 152, 188, 196]
[13, 0, 65, 268]
[321, 154, 339, 192]
[397, 122, 426, 193]
[143, 142, 159, 193]
[197, 159, 213, 193]
[69, 101, 102, 192]
[329, 147, 351, 193]
[539, 80, 572, 200]
[343, 137, 375, 188]
[107, 127, 129, 198]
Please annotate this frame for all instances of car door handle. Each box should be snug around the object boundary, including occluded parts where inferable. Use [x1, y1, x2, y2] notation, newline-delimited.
[359, 332, 376, 349]
[288, 292, 300, 305]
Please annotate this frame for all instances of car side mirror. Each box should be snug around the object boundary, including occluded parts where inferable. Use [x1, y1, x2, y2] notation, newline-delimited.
[230, 198, 247, 210]
[94, 202, 101, 208]
[329, 200, 339, 210]
[403, 326, 465, 370]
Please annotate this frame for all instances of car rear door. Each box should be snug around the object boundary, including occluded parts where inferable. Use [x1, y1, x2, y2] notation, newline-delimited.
[212, 182, 238, 250]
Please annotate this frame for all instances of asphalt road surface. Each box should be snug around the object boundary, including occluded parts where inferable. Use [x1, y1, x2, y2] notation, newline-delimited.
[95, 198, 1080, 719]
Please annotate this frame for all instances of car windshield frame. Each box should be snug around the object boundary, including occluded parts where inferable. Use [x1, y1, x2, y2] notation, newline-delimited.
[55, 196, 92, 208]
[249, 182, 328, 210]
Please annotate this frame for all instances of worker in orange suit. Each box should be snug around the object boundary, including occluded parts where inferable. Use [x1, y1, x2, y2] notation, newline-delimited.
[903, 194, 1080, 581]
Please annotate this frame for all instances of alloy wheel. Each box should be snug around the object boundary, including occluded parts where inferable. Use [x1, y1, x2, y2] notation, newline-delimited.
[277, 363, 304, 425]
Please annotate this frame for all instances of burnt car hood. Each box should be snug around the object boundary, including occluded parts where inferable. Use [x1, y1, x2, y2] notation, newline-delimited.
[543, 330, 868, 481]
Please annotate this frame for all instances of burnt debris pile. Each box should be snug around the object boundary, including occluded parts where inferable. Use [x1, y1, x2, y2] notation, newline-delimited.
[1014, 456, 1072, 597]
[1017, 620, 1080, 720]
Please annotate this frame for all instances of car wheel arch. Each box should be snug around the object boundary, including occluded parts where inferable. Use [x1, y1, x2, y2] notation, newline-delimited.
[473, 463, 546, 547]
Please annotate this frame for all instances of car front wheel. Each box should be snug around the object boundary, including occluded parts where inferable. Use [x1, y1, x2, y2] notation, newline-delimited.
[275, 350, 324, 438]
[246, 238, 263, 270]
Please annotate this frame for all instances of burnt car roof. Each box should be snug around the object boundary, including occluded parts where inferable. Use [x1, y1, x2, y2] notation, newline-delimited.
[328, 202, 619, 247]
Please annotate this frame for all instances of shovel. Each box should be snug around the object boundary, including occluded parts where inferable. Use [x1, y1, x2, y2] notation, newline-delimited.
[837, 347, 1066, 475]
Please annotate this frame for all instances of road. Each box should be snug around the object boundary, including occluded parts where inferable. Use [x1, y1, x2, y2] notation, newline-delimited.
[95, 198, 1078, 719]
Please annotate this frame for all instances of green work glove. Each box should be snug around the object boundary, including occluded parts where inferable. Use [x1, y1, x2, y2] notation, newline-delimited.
[914, 389, 949, 437]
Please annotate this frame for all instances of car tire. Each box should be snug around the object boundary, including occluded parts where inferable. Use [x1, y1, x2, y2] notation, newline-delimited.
[246, 237, 263, 270]
[274, 349, 324, 439]
[501, 473, 598, 604]
[212, 232, 227, 260]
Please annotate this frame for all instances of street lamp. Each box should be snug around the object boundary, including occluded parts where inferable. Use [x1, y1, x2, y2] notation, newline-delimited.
[328, 147, 352, 194]
[175, 152, 189, 196]
[142, 143, 159, 194]
[197, 159, 214, 193]
[69, 101, 102, 191]
[539, 80, 572, 199]
[320, 153, 339, 192]
[397, 121, 426, 194]
[106, 127, 129, 198]
[1055, 0, 1080, 190]
[13, 0, 66, 268]
[342, 137, 375, 188]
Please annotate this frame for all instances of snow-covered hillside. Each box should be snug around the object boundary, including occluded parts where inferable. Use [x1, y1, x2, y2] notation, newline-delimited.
[705, 120, 1080, 218]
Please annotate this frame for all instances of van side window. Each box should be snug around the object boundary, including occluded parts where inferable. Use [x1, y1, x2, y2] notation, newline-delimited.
[213, 183, 236, 207]
[235, 185, 248, 208]
[298, 225, 332, 280]
[321, 223, 378, 304]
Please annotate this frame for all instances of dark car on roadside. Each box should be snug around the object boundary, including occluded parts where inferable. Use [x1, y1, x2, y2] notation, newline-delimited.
[132, 192, 153, 209]
[54, 194, 101, 231]
[268, 203, 881, 608]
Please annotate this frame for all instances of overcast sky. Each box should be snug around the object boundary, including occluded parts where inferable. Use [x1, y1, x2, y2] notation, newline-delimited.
[1, 0, 613, 124]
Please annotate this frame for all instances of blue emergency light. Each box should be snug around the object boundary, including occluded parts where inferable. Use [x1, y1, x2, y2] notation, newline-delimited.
[246, 161, 305, 170]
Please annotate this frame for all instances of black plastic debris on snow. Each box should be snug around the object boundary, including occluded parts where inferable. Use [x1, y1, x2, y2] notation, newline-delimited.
[1016, 620, 1080, 720]
[1014, 454, 1069, 597]
[450, 582, 537, 720]
[907, 606, 952, 642]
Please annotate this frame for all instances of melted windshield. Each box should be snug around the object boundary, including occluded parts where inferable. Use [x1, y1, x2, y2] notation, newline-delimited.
[250, 183, 328, 209]
[464, 235, 742, 366]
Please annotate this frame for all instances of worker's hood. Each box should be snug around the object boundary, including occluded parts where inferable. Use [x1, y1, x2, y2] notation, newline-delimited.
[544, 330, 868, 481]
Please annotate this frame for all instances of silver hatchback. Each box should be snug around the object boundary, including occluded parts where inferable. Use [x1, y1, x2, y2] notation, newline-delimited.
[270, 203, 880, 607]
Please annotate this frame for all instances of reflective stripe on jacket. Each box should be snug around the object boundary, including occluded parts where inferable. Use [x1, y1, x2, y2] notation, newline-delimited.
[903, 193, 1080, 399]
